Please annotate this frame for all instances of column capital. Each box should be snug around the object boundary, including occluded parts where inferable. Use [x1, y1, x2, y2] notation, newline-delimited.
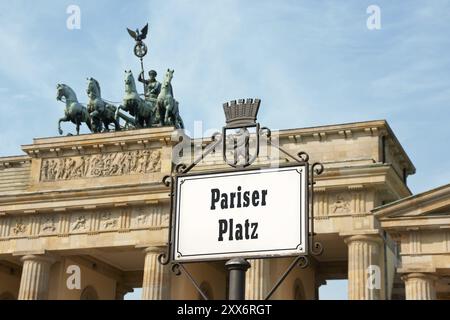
[401, 272, 439, 282]
[18, 254, 55, 300]
[20, 254, 58, 265]
[402, 272, 438, 300]
[345, 233, 384, 300]
[143, 245, 166, 255]
[343, 233, 384, 245]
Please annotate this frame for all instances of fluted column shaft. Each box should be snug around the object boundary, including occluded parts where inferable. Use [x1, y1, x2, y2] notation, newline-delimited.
[245, 259, 270, 300]
[141, 246, 169, 300]
[402, 273, 437, 300]
[18, 255, 54, 300]
[345, 234, 383, 300]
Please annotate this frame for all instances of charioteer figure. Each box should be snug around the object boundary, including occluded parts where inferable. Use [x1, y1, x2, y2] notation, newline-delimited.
[138, 69, 161, 100]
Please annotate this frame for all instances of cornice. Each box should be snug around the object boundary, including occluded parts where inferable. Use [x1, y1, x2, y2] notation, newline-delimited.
[192, 119, 415, 176]
[278, 120, 415, 175]
[278, 119, 387, 137]
[21, 127, 175, 159]
[374, 183, 450, 219]
[0, 155, 31, 167]
[380, 215, 450, 230]
[315, 163, 410, 196]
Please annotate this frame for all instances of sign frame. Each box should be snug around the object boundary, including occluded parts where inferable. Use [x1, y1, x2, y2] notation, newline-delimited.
[171, 163, 309, 263]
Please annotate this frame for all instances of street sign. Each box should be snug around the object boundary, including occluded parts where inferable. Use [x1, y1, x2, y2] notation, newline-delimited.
[172, 164, 308, 262]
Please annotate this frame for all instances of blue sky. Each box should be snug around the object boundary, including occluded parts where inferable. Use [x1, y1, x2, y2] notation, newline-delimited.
[1, 1, 450, 299]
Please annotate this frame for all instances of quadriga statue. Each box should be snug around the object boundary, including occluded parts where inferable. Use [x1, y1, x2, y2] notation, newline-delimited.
[56, 69, 184, 134]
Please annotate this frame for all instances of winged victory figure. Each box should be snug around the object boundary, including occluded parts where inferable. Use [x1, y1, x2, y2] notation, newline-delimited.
[127, 23, 149, 42]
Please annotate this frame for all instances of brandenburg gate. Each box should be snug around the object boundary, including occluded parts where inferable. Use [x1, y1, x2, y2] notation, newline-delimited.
[1, 113, 449, 299]
[1, 24, 449, 300]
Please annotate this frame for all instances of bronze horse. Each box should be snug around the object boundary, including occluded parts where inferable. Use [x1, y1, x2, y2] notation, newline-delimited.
[56, 84, 92, 135]
[86, 77, 121, 132]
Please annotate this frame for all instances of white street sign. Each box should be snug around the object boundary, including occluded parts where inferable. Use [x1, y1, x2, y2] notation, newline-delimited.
[173, 165, 308, 262]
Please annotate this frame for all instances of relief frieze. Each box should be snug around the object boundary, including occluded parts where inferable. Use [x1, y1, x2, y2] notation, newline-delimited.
[0, 205, 169, 240]
[40, 149, 161, 181]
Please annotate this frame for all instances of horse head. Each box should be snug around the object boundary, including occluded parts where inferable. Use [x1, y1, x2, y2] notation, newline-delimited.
[162, 69, 174, 88]
[56, 83, 78, 104]
[124, 70, 136, 90]
[56, 84, 65, 101]
[86, 77, 101, 100]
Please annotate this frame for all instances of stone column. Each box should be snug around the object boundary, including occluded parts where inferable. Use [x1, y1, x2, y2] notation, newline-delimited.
[245, 259, 270, 300]
[18, 255, 54, 300]
[345, 234, 383, 300]
[402, 273, 437, 300]
[141, 246, 169, 300]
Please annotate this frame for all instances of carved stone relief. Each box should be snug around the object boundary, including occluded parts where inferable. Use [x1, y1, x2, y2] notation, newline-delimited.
[12, 218, 27, 235]
[41, 216, 57, 233]
[0, 204, 170, 240]
[100, 211, 118, 229]
[40, 149, 161, 181]
[135, 207, 148, 226]
[71, 214, 88, 232]
[130, 205, 169, 229]
[330, 193, 351, 214]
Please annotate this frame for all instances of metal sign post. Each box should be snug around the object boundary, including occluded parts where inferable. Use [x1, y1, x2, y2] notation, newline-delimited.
[158, 99, 324, 300]
[226, 258, 251, 300]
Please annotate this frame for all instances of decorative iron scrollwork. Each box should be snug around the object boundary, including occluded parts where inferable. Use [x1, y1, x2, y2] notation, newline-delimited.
[312, 162, 324, 175]
[171, 263, 182, 276]
[309, 160, 324, 256]
[297, 255, 309, 269]
[175, 163, 187, 173]
[162, 175, 172, 187]
[260, 126, 271, 138]
[297, 151, 310, 163]
[158, 252, 170, 266]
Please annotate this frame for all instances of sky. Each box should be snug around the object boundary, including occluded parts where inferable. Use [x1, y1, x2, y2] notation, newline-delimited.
[1, 1, 450, 300]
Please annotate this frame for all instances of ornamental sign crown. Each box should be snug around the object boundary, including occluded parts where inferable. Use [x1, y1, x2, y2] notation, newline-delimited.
[222, 99, 262, 168]
[223, 98, 261, 127]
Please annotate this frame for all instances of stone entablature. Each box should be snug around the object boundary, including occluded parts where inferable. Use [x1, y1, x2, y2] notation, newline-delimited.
[279, 120, 415, 184]
[13, 127, 174, 193]
[0, 202, 170, 257]
[0, 204, 168, 240]
[187, 120, 414, 193]
[0, 121, 413, 230]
